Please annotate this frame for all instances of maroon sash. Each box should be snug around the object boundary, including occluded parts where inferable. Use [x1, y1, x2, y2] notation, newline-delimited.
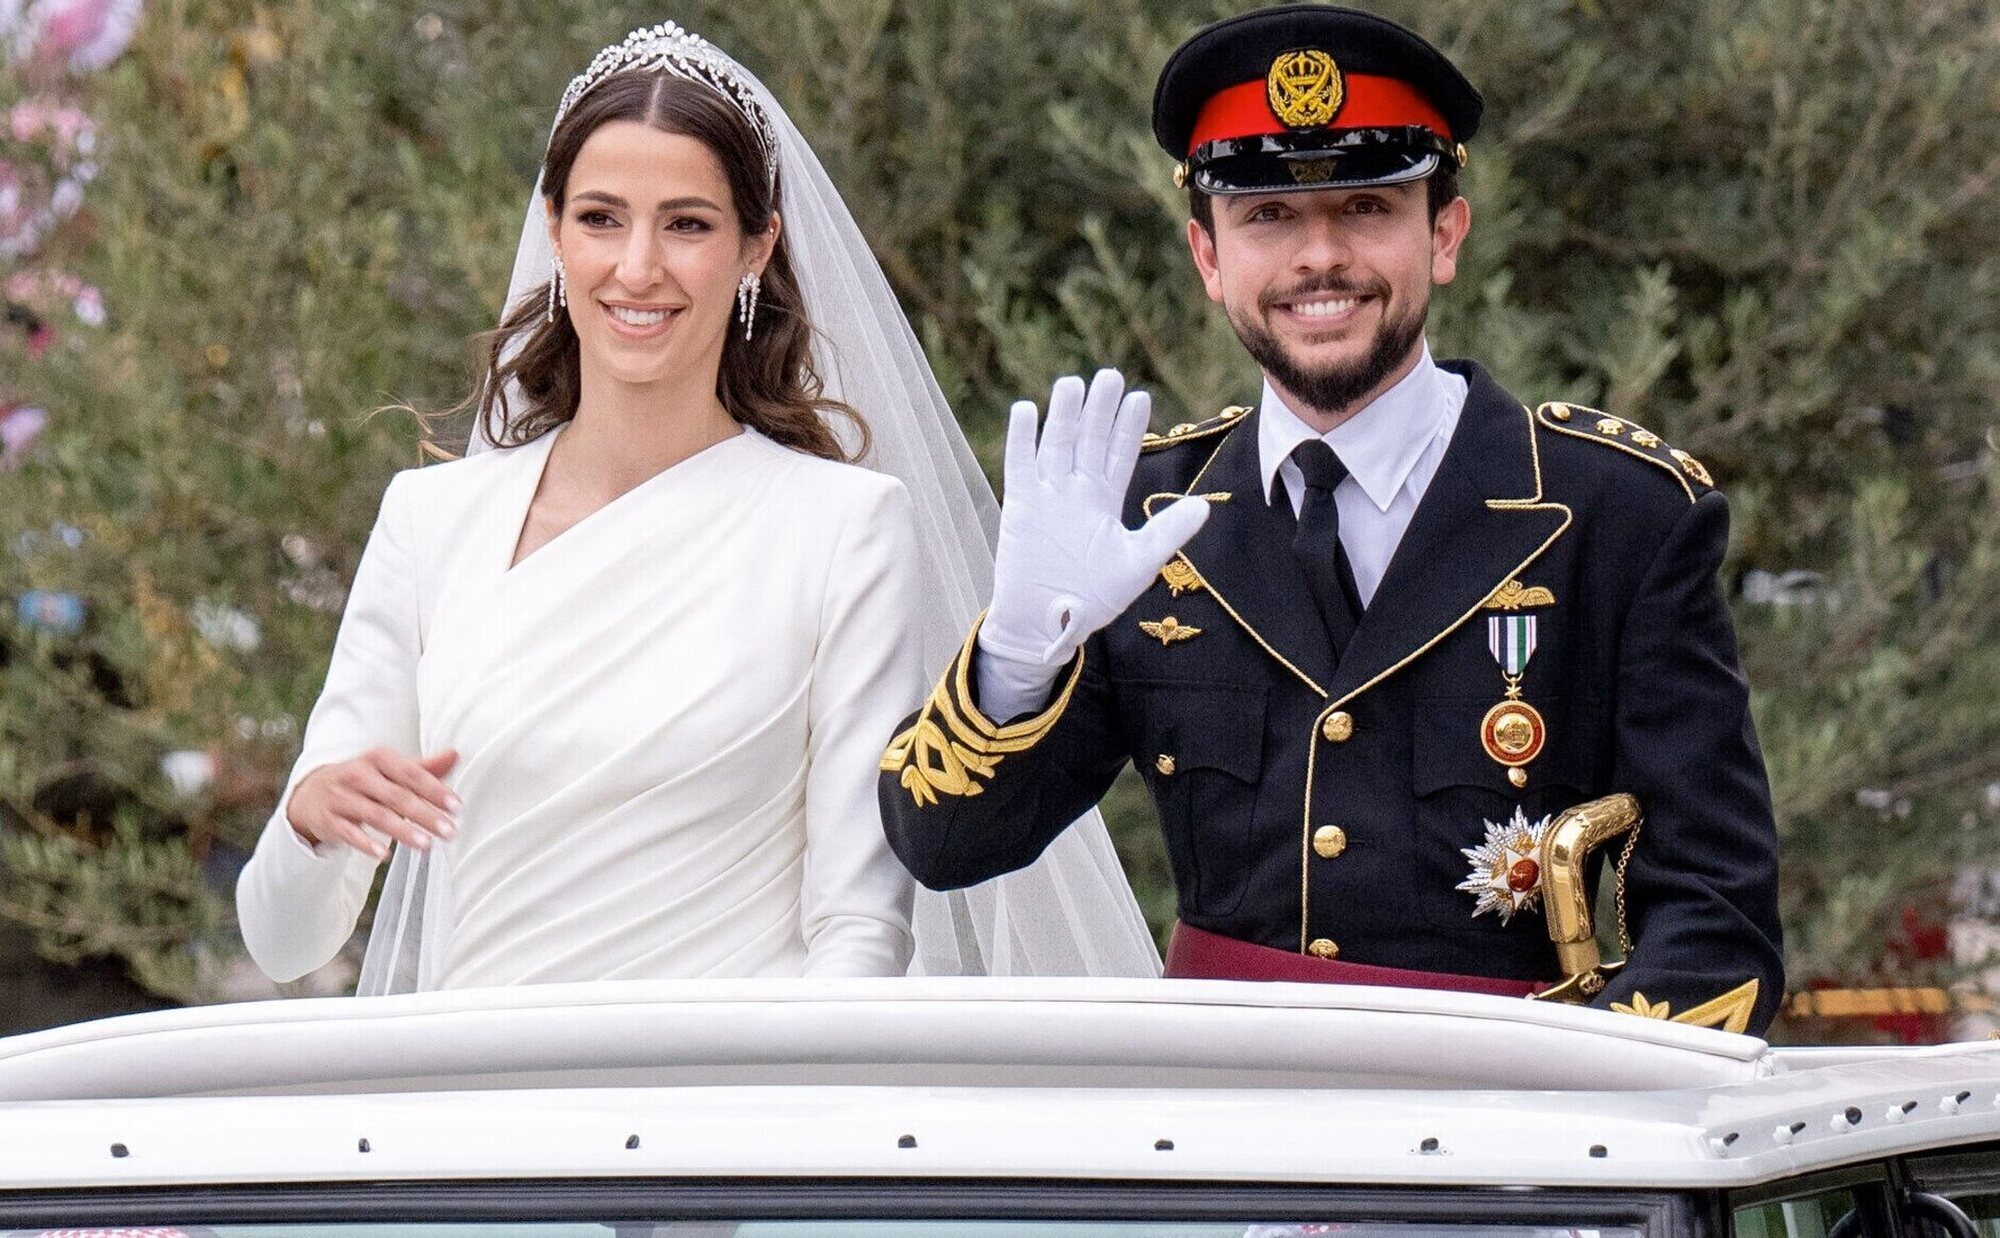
[1164, 922, 1544, 998]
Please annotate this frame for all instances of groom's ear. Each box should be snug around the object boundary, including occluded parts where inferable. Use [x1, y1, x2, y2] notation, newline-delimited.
[1187, 217, 1225, 305]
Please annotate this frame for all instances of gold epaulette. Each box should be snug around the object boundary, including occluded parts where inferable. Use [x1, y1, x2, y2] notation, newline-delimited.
[880, 617, 1085, 808]
[1140, 404, 1252, 453]
[1534, 402, 1715, 503]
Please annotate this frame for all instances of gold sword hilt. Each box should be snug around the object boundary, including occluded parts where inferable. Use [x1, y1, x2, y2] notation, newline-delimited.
[1531, 792, 1641, 1004]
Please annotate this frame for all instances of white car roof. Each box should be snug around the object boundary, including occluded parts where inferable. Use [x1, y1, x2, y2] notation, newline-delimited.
[0, 977, 1993, 1192]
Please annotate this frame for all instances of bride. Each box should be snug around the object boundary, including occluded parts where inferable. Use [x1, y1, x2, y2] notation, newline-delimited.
[236, 22, 1158, 990]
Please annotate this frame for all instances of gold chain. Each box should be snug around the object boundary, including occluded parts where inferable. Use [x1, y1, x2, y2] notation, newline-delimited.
[1614, 818, 1642, 957]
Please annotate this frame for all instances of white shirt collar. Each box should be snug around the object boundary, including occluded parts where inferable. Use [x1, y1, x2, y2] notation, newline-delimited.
[1258, 342, 1455, 513]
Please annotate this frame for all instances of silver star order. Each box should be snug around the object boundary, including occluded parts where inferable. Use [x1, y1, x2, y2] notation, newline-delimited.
[1455, 806, 1553, 924]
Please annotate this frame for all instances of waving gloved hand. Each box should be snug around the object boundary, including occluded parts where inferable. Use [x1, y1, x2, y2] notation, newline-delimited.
[980, 369, 1213, 670]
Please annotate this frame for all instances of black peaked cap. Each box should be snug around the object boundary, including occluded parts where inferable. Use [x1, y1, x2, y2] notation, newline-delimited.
[1152, 4, 1483, 158]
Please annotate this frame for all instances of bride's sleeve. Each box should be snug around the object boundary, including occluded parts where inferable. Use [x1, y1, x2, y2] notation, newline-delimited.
[800, 473, 921, 977]
[236, 471, 424, 984]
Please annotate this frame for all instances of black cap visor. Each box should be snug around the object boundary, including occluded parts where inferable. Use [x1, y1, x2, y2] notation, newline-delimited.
[1191, 126, 1455, 194]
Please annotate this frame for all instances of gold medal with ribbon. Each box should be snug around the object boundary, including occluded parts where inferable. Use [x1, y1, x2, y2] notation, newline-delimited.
[1482, 613, 1545, 787]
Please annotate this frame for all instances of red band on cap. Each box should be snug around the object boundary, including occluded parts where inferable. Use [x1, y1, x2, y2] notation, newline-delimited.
[1188, 74, 1453, 155]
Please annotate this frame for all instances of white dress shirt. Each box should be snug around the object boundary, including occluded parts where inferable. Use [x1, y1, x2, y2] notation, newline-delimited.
[1259, 342, 1468, 607]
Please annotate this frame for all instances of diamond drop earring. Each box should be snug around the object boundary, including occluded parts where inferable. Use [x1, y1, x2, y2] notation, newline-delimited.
[548, 252, 568, 324]
[736, 271, 761, 341]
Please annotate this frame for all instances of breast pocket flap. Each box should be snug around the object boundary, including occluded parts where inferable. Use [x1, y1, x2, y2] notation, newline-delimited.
[1144, 682, 1267, 783]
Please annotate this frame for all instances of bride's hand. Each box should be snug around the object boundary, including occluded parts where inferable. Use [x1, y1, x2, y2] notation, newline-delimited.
[982, 369, 1212, 667]
[287, 748, 461, 860]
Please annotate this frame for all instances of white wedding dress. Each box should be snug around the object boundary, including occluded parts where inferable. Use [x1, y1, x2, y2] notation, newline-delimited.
[236, 425, 919, 986]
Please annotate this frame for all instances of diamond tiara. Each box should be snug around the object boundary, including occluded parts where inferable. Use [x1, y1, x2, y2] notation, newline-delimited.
[552, 22, 779, 188]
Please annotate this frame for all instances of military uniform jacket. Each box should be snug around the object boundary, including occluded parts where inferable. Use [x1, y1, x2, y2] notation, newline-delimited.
[881, 361, 1784, 1035]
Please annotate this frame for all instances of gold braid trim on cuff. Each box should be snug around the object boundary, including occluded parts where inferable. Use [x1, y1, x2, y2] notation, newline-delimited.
[880, 615, 1087, 807]
[1610, 978, 1760, 1035]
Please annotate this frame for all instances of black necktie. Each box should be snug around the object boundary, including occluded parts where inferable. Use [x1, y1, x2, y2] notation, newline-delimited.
[1289, 439, 1361, 653]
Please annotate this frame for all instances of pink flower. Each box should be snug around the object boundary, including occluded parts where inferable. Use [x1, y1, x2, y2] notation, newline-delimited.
[33, 0, 143, 72]
[10, 100, 46, 142]
[0, 403, 49, 469]
[52, 104, 88, 143]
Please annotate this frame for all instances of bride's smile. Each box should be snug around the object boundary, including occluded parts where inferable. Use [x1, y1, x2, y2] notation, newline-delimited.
[600, 300, 682, 339]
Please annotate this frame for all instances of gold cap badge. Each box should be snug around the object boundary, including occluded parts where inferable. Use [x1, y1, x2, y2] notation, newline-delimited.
[1289, 157, 1338, 184]
[1266, 50, 1343, 128]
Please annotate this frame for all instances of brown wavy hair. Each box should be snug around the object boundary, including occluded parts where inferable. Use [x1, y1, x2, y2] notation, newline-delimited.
[463, 71, 865, 462]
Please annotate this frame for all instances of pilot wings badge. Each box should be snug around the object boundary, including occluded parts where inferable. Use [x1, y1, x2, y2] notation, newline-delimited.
[1139, 616, 1203, 647]
[1456, 806, 1553, 924]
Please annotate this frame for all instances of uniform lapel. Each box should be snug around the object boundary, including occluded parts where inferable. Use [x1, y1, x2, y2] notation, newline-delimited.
[1325, 364, 1572, 706]
[1146, 412, 1338, 698]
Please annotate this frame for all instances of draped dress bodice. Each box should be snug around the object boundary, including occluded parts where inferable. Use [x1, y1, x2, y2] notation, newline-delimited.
[236, 427, 918, 988]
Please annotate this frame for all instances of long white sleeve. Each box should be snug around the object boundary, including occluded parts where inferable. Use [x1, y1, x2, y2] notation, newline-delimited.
[799, 476, 920, 976]
[235, 472, 422, 982]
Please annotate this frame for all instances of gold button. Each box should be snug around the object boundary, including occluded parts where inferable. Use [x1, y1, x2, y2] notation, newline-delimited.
[1155, 754, 1176, 776]
[1308, 938, 1340, 960]
[1320, 711, 1354, 743]
[1550, 405, 1572, 422]
[1312, 825, 1347, 859]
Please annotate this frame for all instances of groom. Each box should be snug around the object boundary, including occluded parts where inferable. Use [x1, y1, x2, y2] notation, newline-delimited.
[879, 4, 1783, 1035]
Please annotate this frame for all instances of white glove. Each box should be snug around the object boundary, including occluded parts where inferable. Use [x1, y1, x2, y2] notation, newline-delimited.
[980, 369, 1213, 680]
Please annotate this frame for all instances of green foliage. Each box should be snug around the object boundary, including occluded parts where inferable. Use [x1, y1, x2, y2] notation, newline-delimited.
[1, 0, 1996, 1032]
[0, 820, 215, 997]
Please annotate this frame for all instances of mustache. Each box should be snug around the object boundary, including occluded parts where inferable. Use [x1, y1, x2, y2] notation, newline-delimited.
[1261, 275, 1388, 311]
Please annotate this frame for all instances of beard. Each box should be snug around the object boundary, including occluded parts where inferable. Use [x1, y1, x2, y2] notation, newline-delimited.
[1230, 277, 1429, 417]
